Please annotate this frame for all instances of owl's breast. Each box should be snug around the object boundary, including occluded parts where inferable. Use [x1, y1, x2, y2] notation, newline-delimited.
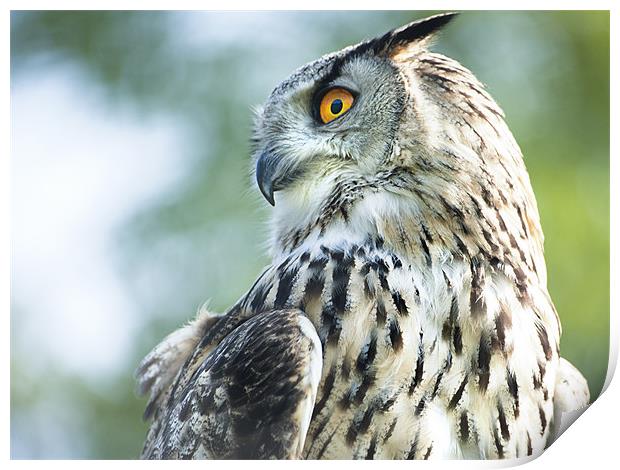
[297, 245, 459, 459]
[242, 239, 558, 459]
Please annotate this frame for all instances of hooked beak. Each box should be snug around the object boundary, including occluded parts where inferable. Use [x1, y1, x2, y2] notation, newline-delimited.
[256, 151, 307, 206]
[256, 151, 281, 206]
[256, 152, 278, 206]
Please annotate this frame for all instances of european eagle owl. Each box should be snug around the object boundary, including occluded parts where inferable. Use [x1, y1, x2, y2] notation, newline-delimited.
[136, 12, 589, 460]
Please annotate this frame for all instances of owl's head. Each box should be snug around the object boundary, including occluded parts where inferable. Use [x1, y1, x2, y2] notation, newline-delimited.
[252, 12, 543, 272]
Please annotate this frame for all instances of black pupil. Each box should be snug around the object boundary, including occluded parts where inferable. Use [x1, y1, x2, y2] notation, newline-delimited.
[330, 99, 343, 115]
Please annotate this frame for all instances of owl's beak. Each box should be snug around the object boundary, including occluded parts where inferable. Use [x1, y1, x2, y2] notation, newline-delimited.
[256, 151, 306, 206]
[256, 151, 278, 206]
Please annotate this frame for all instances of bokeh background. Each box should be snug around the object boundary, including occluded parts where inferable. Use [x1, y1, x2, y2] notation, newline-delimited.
[10, 11, 609, 459]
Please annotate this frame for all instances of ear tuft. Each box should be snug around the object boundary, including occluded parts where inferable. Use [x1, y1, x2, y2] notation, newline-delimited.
[370, 12, 458, 56]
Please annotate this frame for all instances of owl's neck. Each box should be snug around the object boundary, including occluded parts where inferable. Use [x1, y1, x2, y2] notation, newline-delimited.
[270, 172, 546, 300]
[270, 187, 441, 267]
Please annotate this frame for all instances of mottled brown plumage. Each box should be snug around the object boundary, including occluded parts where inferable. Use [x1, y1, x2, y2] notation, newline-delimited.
[136, 12, 589, 460]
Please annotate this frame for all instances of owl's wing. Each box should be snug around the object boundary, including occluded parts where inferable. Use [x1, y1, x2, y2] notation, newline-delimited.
[549, 357, 590, 444]
[140, 308, 323, 459]
[135, 304, 225, 421]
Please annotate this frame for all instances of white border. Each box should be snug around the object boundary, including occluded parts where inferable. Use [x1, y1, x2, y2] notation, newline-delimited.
[2, 0, 618, 10]
[3, 1, 616, 467]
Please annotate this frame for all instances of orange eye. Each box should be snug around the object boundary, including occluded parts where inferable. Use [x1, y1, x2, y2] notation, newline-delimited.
[319, 88, 355, 124]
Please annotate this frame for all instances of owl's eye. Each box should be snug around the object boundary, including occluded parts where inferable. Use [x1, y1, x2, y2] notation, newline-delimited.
[319, 88, 355, 124]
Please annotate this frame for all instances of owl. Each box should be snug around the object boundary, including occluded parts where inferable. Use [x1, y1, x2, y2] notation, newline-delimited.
[136, 12, 589, 460]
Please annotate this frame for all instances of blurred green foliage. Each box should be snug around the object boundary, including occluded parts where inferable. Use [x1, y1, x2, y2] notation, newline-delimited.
[11, 11, 609, 459]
